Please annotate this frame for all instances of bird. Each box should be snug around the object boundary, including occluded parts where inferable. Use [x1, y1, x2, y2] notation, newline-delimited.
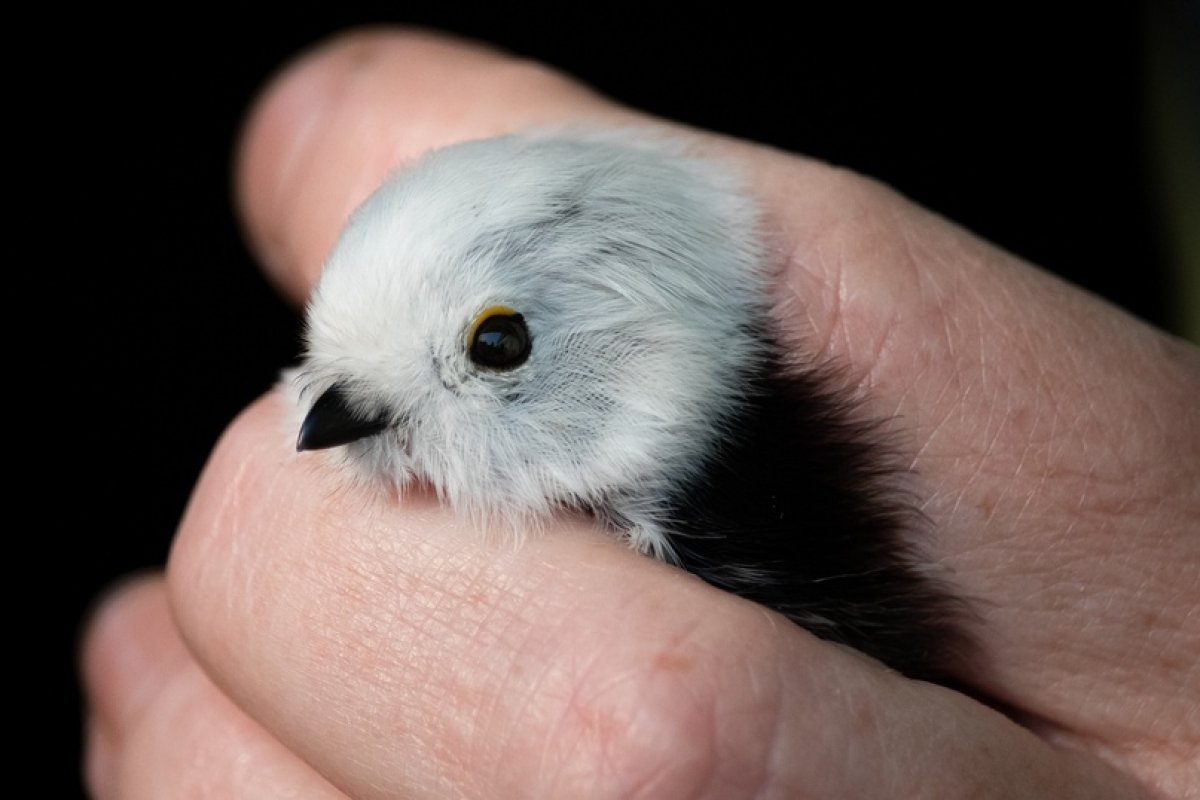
[292, 129, 969, 684]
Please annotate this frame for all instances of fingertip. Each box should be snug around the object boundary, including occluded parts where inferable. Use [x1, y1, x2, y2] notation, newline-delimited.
[234, 34, 345, 305]
[234, 26, 626, 305]
[165, 392, 292, 650]
[79, 573, 166, 798]
[79, 574, 185, 737]
[79, 572, 168, 676]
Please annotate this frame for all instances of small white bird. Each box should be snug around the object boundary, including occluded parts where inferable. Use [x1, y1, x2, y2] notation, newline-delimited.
[294, 130, 967, 683]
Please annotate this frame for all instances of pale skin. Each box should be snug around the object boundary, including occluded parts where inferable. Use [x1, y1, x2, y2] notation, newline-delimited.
[81, 29, 1199, 799]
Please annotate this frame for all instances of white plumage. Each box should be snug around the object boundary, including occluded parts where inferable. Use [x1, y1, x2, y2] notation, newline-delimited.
[295, 130, 768, 561]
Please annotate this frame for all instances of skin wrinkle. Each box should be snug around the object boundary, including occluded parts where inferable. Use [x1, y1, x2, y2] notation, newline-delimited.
[712, 629, 802, 800]
[325, 524, 439, 654]
[888, 238, 991, 485]
[197, 421, 261, 622]
[610, 647, 713, 795]
[127, 647, 347, 799]
[296, 590, 412, 760]
[420, 612, 528, 786]
[780, 221, 891, 409]
[859, 301, 901, 399]
[569, 612, 776, 799]
[819, 259, 848, 361]
[691, 615, 778, 799]
[631, 675, 720, 800]
[486, 607, 570, 779]
[891, 202, 958, 394]
[777, 183, 859, 360]
[517, 585, 620, 794]
[845, 189, 916, 386]
[449, 657, 511, 794]
[1122, 573, 1196, 723]
[531, 664, 588, 793]
[961, 282, 1195, 749]
[921, 402, 988, 542]
[856, 677, 899, 795]
[677, 652, 724, 800]
[1115, 648, 1183, 745]
[274, 491, 528, 791]
[475, 557, 724, 798]
[1013, 397, 1054, 529]
[778, 242, 841, 359]
[184, 426, 326, 685]
[546, 654, 667, 796]
[1013, 592, 1159, 750]
[755, 637, 793, 800]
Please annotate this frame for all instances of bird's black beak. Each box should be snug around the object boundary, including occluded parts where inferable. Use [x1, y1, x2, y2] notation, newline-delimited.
[297, 384, 390, 452]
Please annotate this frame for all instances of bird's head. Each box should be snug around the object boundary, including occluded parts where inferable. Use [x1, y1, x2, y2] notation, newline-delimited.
[293, 131, 766, 530]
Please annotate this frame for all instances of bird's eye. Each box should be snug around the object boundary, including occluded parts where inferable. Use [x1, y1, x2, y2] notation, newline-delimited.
[467, 306, 531, 369]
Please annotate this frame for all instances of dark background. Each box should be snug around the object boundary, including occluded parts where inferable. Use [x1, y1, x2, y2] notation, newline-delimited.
[55, 4, 1194, 796]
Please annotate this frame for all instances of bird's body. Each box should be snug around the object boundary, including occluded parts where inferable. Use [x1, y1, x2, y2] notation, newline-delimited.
[294, 130, 966, 683]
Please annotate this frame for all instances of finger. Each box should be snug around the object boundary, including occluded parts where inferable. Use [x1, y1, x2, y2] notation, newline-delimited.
[81, 576, 347, 799]
[167, 393, 1146, 800]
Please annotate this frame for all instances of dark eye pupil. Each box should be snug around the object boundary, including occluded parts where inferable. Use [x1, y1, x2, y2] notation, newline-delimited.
[470, 314, 531, 368]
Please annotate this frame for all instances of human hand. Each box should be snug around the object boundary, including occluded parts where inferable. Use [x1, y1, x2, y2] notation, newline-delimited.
[82, 29, 1199, 799]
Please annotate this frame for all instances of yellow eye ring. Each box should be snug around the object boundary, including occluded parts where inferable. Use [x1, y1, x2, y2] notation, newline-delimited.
[468, 305, 518, 342]
[467, 306, 532, 369]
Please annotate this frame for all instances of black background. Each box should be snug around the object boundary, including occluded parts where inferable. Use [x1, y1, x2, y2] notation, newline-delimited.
[54, 4, 1192, 796]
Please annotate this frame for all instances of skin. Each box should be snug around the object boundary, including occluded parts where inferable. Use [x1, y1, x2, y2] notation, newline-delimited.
[80, 29, 1199, 799]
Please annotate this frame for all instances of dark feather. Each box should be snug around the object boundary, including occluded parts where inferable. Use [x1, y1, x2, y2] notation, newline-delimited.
[658, 329, 971, 684]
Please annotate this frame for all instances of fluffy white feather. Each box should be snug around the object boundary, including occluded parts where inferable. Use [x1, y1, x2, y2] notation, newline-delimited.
[293, 129, 769, 560]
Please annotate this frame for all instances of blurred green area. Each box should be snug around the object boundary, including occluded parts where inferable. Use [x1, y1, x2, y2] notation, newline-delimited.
[1146, 0, 1200, 343]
